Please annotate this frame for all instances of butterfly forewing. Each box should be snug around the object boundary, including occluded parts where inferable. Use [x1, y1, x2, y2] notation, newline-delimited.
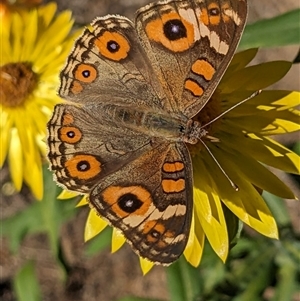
[135, 0, 247, 117]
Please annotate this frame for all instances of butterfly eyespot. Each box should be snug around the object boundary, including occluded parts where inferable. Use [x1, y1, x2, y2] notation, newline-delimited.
[65, 155, 102, 180]
[149, 229, 161, 239]
[101, 186, 152, 218]
[118, 193, 143, 213]
[145, 12, 194, 52]
[163, 19, 187, 41]
[94, 31, 130, 61]
[67, 131, 75, 138]
[77, 160, 90, 171]
[74, 64, 97, 83]
[82, 70, 91, 78]
[107, 40, 120, 53]
[209, 7, 220, 16]
[59, 126, 82, 144]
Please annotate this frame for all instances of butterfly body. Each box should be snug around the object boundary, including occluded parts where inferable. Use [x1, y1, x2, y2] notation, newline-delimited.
[47, 0, 247, 265]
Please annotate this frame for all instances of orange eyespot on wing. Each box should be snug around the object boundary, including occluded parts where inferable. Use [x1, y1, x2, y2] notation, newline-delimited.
[74, 64, 98, 83]
[101, 185, 152, 218]
[145, 12, 194, 52]
[65, 155, 102, 180]
[94, 31, 130, 61]
[59, 126, 82, 144]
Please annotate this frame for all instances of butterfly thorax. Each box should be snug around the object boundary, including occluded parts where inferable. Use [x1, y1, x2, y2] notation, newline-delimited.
[100, 103, 207, 144]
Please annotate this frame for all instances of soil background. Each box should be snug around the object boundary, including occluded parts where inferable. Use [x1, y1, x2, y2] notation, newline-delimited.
[1, 1, 299, 301]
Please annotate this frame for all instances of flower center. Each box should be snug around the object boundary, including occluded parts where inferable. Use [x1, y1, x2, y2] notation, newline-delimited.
[0, 62, 38, 107]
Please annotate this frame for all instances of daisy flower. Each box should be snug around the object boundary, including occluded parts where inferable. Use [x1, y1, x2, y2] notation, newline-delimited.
[0, 0, 42, 25]
[0, 3, 79, 199]
[62, 48, 299, 274]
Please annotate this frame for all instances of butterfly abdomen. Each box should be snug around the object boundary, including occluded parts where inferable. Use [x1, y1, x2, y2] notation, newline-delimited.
[100, 103, 188, 141]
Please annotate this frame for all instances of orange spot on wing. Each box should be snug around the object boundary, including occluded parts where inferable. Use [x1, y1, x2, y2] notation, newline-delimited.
[200, 3, 221, 26]
[94, 31, 130, 61]
[163, 162, 184, 173]
[184, 79, 204, 97]
[221, 3, 231, 22]
[62, 113, 74, 125]
[71, 81, 83, 94]
[142, 220, 175, 247]
[162, 179, 185, 193]
[65, 155, 101, 180]
[191, 59, 215, 81]
[59, 126, 82, 144]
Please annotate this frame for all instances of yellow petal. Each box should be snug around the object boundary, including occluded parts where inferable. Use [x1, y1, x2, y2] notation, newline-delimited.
[0, 111, 11, 167]
[21, 8, 37, 61]
[223, 48, 258, 78]
[219, 129, 299, 174]
[184, 212, 204, 267]
[193, 156, 229, 262]
[273, 91, 300, 109]
[111, 228, 126, 253]
[193, 173, 229, 262]
[76, 196, 88, 207]
[58, 190, 79, 199]
[221, 61, 292, 94]
[260, 116, 300, 135]
[226, 110, 299, 135]
[139, 257, 154, 275]
[24, 129, 43, 199]
[218, 142, 296, 199]
[203, 146, 278, 238]
[24, 151, 43, 200]
[11, 13, 23, 60]
[84, 209, 108, 242]
[38, 2, 57, 27]
[8, 127, 23, 191]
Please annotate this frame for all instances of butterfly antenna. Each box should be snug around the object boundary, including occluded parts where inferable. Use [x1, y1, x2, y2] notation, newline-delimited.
[201, 90, 262, 129]
[198, 138, 239, 191]
[197, 91, 262, 191]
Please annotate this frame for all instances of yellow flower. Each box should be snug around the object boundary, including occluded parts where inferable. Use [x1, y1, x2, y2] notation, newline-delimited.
[0, 0, 42, 25]
[60, 49, 299, 274]
[0, 3, 78, 199]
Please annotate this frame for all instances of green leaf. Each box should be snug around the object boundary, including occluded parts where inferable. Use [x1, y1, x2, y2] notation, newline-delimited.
[273, 252, 298, 301]
[13, 261, 41, 301]
[231, 243, 275, 301]
[1, 165, 77, 260]
[167, 257, 201, 301]
[239, 9, 300, 50]
[1, 200, 43, 253]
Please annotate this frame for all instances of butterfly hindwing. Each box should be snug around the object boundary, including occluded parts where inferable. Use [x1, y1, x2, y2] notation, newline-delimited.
[90, 141, 193, 264]
[47, 103, 152, 193]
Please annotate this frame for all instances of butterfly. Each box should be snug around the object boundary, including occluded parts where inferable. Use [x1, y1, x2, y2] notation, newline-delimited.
[47, 0, 247, 265]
